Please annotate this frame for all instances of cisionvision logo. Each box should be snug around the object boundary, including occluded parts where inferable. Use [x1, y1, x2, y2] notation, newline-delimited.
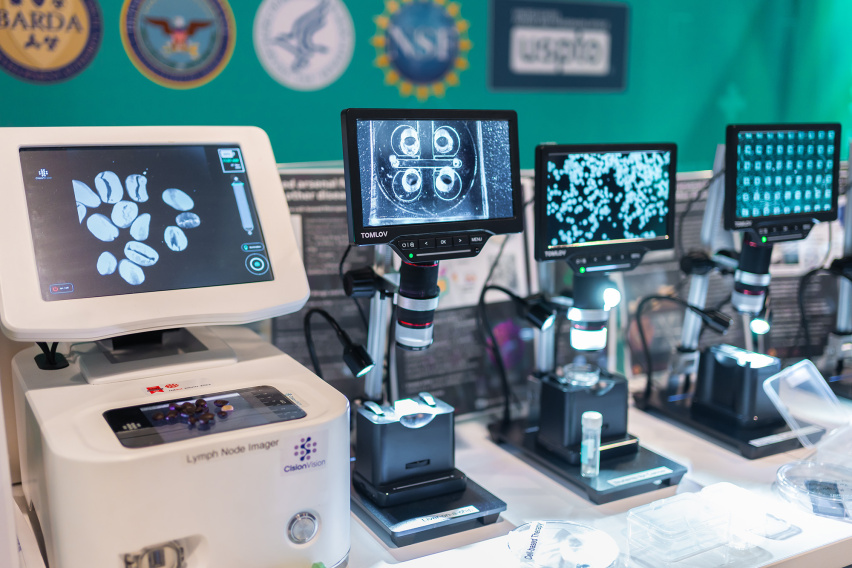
[282, 431, 328, 474]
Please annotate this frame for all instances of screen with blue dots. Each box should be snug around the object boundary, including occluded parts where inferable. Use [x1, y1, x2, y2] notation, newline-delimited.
[541, 149, 673, 249]
[733, 128, 836, 220]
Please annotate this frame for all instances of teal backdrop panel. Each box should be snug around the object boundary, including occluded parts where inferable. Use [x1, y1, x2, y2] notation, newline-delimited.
[0, 0, 850, 171]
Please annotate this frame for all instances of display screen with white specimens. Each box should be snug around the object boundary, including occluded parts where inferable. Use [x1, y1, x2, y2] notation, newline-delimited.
[20, 144, 273, 301]
[0, 126, 308, 342]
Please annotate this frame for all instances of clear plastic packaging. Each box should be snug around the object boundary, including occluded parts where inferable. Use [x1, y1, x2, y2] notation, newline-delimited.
[763, 360, 852, 520]
[628, 483, 800, 567]
[628, 492, 730, 565]
[506, 520, 618, 568]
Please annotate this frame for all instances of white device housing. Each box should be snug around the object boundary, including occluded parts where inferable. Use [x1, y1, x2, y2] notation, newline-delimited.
[13, 326, 350, 568]
[0, 127, 349, 567]
[0, 126, 309, 342]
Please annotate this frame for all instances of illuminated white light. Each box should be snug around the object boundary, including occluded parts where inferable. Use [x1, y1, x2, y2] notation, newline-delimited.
[393, 398, 420, 416]
[567, 307, 582, 321]
[749, 317, 771, 335]
[603, 287, 621, 310]
[717, 344, 776, 368]
[541, 314, 556, 330]
[570, 327, 607, 351]
[356, 363, 375, 378]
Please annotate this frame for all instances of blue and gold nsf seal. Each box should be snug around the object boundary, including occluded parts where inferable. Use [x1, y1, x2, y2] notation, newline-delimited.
[372, 0, 471, 101]
[0, 0, 102, 83]
[120, 0, 235, 89]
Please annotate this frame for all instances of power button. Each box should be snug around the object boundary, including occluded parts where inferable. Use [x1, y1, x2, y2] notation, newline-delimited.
[287, 512, 318, 544]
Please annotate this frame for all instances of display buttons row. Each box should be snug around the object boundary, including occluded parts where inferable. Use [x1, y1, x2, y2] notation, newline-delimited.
[396, 233, 486, 251]
[391, 233, 490, 261]
[755, 222, 814, 242]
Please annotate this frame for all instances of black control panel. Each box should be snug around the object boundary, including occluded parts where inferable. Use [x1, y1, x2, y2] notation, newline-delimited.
[567, 250, 646, 274]
[390, 232, 491, 261]
[752, 221, 814, 243]
[104, 385, 306, 448]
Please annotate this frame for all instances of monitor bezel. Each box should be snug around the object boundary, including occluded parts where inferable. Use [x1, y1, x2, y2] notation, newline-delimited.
[0, 126, 309, 342]
[341, 108, 524, 246]
[724, 122, 841, 231]
[533, 142, 678, 262]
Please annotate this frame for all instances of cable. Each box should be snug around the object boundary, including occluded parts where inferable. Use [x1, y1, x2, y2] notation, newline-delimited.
[303, 308, 356, 380]
[796, 267, 852, 353]
[483, 234, 511, 287]
[477, 284, 520, 424]
[36, 342, 59, 366]
[635, 295, 730, 403]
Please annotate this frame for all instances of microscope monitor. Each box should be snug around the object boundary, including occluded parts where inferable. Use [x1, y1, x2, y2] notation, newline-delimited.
[534, 143, 677, 272]
[341, 108, 523, 262]
[724, 123, 841, 239]
[0, 126, 309, 342]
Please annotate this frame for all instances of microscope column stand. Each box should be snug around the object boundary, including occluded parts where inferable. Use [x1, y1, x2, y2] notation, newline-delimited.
[349, 253, 506, 547]
[668, 145, 727, 386]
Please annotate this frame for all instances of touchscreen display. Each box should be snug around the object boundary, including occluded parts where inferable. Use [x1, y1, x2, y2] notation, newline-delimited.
[355, 119, 515, 227]
[19, 145, 273, 301]
[103, 385, 306, 448]
[732, 128, 837, 220]
[541, 148, 673, 249]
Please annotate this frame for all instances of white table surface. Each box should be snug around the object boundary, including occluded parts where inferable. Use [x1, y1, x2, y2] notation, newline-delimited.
[347, 406, 852, 568]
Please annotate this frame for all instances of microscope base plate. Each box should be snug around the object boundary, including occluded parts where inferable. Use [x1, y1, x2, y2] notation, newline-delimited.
[489, 418, 686, 504]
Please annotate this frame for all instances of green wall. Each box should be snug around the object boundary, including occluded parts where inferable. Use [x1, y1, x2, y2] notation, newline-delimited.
[1, 0, 850, 171]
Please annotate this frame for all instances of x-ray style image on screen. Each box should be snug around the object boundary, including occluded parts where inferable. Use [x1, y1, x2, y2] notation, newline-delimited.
[536, 145, 676, 261]
[19, 144, 273, 302]
[356, 119, 512, 227]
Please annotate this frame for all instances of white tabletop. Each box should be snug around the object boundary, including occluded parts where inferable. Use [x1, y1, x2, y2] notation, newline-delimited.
[348, 407, 852, 567]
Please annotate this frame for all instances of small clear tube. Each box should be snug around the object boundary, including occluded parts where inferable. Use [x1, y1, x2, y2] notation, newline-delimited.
[581, 411, 603, 478]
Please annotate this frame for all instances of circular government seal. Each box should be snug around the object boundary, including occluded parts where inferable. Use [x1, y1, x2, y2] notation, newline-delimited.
[0, 0, 102, 83]
[120, 0, 235, 89]
[253, 0, 354, 91]
[372, 0, 471, 101]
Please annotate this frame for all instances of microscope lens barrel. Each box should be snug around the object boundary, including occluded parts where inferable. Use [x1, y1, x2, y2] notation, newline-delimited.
[395, 261, 440, 350]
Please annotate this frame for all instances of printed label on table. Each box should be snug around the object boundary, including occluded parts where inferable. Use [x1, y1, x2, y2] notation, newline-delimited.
[749, 425, 821, 448]
[389, 505, 480, 533]
[607, 466, 673, 487]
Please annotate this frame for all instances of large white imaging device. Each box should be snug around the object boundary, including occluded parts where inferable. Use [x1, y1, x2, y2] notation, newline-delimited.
[0, 126, 350, 568]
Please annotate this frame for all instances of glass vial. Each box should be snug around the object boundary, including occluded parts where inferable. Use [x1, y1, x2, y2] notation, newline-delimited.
[581, 411, 603, 478]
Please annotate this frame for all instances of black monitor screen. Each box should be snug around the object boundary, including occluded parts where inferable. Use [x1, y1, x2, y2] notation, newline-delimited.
[535, 144, 676, 261]
[725, 123, 841, 230]
[19, 145, 273, 301]
[342, 109, 523, 247]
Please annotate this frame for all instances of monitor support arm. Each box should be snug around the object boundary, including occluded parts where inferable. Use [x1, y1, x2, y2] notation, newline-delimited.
[670, 145, 737, 384]
[535, 261, 559, 376]
[362, 245, 397, 402]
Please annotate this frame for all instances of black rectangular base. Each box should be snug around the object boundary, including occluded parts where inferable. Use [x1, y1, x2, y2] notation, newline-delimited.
[634, 390, 814, 459]
[351, 473, 506, 547]
[489, 419, 686, 504]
